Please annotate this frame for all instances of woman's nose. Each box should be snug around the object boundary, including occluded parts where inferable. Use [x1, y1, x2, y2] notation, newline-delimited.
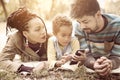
[40, 28, 46, 35]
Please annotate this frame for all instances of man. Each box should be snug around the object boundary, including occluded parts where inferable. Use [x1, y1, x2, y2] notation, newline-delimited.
[70, 0, 120, 77]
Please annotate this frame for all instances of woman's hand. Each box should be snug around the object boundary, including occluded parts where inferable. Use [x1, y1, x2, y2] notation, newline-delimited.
[32, 62, 45, 73]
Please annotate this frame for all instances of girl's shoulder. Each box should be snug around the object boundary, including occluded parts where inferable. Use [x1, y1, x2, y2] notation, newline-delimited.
[48, 36, 57, 40]
[71, 36, 78, 41]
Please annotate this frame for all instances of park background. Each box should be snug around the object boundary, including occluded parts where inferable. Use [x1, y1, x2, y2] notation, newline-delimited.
[1, 0, 120, 51]
[0, 0, 120, 80]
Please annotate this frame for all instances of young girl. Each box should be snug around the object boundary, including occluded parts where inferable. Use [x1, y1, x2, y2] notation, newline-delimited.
[47, 15, 85, 71]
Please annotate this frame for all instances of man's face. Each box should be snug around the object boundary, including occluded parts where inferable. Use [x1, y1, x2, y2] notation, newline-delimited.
[77, 15, 99, 34]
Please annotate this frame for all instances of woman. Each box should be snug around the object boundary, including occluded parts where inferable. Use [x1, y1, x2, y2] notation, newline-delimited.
[0, 7, 48, 75]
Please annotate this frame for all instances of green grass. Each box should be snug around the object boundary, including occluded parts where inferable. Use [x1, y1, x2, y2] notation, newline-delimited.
[0, 67, 119, 80]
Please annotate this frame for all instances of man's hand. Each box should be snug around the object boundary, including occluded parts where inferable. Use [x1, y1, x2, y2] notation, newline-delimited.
[71, 49, 88, 65]
[94, 56, 112, 76]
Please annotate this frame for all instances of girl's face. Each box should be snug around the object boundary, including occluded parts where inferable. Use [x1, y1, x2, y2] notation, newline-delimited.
[23, 18, 47, 44]
[55, 26, 72, 47]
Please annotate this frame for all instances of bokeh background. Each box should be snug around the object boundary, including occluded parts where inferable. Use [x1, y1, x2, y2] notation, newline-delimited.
[0, 0, 120, 51]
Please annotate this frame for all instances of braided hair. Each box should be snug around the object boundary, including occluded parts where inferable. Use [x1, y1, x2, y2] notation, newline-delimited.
[6, 7, 46, 35]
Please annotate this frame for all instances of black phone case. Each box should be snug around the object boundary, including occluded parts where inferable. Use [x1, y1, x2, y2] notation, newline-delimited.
[70, 49, 85, 65]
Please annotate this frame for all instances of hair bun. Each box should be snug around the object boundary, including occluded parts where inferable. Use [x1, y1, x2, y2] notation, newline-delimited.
[7, 7, 36, 31]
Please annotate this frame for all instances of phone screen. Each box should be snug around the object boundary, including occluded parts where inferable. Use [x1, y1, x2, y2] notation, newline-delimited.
[75, 49, 85, 56]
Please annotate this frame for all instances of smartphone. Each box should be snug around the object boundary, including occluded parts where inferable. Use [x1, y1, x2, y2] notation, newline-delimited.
[75, 49, 85, 56]
[70, 49, 85, 65]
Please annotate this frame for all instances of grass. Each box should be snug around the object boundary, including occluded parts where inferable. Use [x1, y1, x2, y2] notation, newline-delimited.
[0, 66, 119, 80]
[0, 66, 88, 80]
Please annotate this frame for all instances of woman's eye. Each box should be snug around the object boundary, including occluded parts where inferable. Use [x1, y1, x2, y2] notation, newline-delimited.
[35, 29, 40, 31]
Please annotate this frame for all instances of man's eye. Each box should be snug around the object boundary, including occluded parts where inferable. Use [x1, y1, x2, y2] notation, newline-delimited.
[84, 21, 88, 24]
[77, 20, 80, 24]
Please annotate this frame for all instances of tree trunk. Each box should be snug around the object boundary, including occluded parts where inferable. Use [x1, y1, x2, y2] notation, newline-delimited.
[0, 0, 7, 20]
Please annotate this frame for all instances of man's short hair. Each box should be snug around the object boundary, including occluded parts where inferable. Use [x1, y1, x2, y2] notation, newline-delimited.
[70, 0, 100, 19]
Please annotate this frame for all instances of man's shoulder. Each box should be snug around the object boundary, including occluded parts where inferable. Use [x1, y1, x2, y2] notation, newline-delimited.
[103, 14, 120, 29]
[103, 14, 120, 22]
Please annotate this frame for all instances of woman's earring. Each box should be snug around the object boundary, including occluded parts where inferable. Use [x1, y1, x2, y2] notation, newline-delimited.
[25, 39, 29, 48]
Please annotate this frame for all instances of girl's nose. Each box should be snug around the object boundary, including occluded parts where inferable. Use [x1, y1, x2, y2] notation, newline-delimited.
[65, 37, 70, 41]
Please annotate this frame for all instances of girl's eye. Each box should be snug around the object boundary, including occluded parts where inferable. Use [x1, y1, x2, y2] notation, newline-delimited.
[69, 35, 71, 37]
[62, 35, 65, 37]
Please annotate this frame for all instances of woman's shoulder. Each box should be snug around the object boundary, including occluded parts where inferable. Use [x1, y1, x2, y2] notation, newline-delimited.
[2, 31, 24, 51]
[7, 31, 23, 45]
[7, 31, 22, 38]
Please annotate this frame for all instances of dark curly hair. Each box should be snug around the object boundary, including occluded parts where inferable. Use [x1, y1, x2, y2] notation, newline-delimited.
[6, 7, 46, 35]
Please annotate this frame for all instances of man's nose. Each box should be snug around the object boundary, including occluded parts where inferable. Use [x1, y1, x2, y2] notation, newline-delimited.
[80, 23, 87, 29]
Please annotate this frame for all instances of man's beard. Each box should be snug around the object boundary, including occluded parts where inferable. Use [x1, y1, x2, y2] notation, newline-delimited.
[83, 26, 98, 34]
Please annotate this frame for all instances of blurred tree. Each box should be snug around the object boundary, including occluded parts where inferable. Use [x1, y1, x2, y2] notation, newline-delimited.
[104, 0, 120, 16]
[0, 0, 71, 21]
[0, 0, 7, 20]
[19, 0, 26, 7]
[46, 0, 70, 20]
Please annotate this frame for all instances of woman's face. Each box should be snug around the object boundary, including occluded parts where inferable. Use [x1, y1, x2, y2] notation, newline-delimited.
[23, 17, 47, 44]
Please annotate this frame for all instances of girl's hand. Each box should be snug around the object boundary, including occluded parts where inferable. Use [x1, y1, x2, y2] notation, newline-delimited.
[61, 53, 73, 62]
[55, 59, 66, 67]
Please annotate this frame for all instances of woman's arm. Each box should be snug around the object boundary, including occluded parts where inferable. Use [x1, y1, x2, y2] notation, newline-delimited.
[0, 35, 22, 72]
[47, 37, 57, 69]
